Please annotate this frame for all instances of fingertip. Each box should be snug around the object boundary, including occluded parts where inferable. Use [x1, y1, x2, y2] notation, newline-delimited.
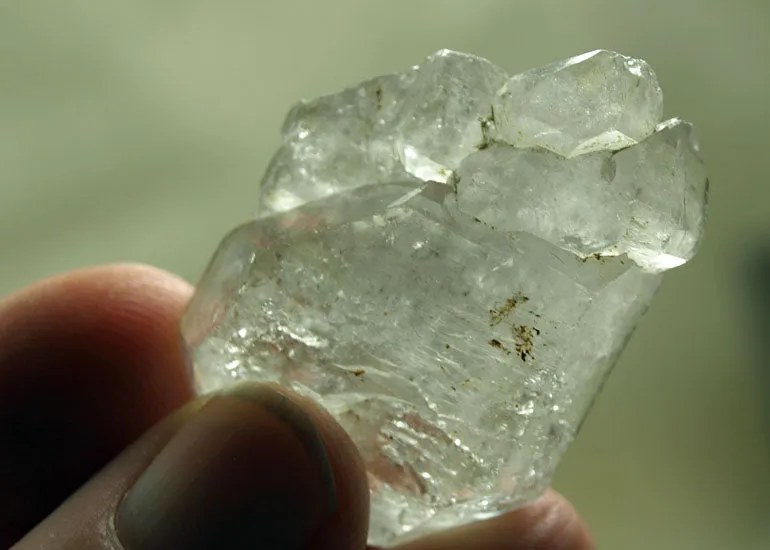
[516, 490, 594, 550]
[115, 389, 339, 550]
[393, 489, 593, 550]
[0, 263, 195, 547]
[228, 385, 370, 550]
[1, 262, 192, 311]
[0, 262, 196, 428]
[298, 395, 371, 550]
[15, 385, 370, 550]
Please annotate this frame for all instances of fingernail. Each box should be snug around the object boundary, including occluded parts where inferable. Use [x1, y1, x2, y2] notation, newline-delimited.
[115, 384, 337, 550]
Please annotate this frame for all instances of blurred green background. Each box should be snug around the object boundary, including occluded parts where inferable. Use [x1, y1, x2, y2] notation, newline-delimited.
[2, 1, 769, 548]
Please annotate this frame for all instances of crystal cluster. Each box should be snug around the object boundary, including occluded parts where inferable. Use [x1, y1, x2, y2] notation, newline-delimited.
[181, 49, 709, 546]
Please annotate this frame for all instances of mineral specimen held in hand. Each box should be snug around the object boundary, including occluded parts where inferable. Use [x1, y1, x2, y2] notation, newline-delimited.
[181, 50, 709, 546]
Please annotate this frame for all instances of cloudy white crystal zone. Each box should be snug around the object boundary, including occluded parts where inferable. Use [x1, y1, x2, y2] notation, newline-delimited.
[185, 49, 709, 547]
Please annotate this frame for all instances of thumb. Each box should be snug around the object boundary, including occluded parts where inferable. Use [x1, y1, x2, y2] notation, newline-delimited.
[14, 384, 370, 550]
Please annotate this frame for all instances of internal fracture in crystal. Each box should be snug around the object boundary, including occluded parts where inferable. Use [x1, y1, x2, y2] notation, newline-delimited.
[184, 49, 709, 547]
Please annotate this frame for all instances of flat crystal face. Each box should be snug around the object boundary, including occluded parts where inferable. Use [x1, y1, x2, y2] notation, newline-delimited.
[184, 49, 709, 546]
[491, 50, 664, 157]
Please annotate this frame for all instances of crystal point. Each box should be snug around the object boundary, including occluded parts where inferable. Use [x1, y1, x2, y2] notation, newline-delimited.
[452, 146, 630, 257]
[183, 50, 708, 547]
[491, 49, 664, 157]
[259, 71, 419, 214]
[394, 49, 509, 175]
[452, 117, 708, 268]
[259, 49, 508, 214]
[614, 118, 709, 271]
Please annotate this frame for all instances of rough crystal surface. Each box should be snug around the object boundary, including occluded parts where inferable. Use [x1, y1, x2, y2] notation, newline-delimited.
[183, 50, 709, 547]
[259, 71, 418, 213]
[259, 49, 508, 214]
[394, 49, 509, 176]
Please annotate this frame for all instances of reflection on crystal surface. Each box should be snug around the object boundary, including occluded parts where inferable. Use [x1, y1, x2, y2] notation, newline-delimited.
[184, 49, 709, 546]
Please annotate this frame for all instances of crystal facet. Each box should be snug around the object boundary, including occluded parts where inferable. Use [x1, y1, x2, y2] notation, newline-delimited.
[259, 71, 418, 213]
[393, 49, 509, 176]
[454, 118, 708, 271]
[490, 50, 664, 157]
[259, 49, 508, 214]
[182, 50, 709, 547]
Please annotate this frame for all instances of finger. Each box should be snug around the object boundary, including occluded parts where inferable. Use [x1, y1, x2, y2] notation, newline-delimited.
[389, 490, 593, 550]
[0, 264, 194, 547]
[13, 384, 370, 550]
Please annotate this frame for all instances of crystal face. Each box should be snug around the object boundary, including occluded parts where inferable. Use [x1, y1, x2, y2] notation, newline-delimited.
[490, 50, 664, 157]
[182, 50, 709, 547]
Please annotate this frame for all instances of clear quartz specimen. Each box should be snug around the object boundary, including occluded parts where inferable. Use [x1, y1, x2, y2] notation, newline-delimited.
[454, 118, 708, 270]
[260, 49, 508, 214]
[612, 118, 709, 270]
[452, 146, 631, 257]
[489, 50, 664, 157]
[182, 50, 709, 547]
[393, 49, 509, 178]
[259, 71, 419, 213]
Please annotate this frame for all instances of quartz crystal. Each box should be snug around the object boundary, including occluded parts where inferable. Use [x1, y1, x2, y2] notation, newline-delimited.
[182, 49, 709, 547]
[490, 50, 664, 157]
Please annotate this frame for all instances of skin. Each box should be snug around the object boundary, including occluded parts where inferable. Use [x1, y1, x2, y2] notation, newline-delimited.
[0, 263, 594, 550]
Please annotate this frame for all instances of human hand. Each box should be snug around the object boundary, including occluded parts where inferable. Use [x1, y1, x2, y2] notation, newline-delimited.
[1, 264, 593, 549]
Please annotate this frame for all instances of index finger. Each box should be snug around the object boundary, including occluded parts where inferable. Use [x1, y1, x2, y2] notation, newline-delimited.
[0, 264, 194, 546]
